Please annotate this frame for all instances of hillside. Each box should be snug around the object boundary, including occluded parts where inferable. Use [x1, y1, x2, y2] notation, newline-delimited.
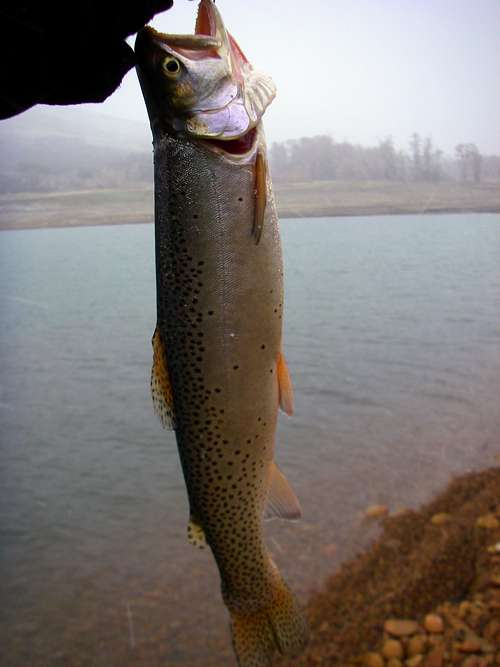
[0, 107, 152, 193]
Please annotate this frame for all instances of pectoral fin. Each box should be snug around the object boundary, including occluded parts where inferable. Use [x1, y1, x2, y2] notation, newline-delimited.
[151, 326, 175, 429]
[253, 149, 267, 244]
[265, 462, 302, 520]
[277, 352, 294, 416]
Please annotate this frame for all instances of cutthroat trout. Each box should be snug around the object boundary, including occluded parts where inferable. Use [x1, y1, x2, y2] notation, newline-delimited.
[135, 1, 308, 664]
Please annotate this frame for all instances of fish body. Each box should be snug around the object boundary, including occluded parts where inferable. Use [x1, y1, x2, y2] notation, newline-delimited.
[136, 2, 308, 664]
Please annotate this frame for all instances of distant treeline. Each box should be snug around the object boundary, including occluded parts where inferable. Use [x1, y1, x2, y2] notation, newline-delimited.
[1, 129, 499, 194]
[269, 134, 500, 184]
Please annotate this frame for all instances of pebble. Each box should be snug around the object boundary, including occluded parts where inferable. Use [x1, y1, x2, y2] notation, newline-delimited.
[457, 638, 482, 653]
[385, 619, 420, 637]
[365, 504, 389, 519]
[363, 652, 385, 667]
[476, 515, 500, 530]
[462, 658, 482, 667]
[458, 601, 472, 618]
[407, 636, 426, 657]
[431, 513, 452, 526]
[424, 614, 444, 634]
[424, 647, 444, 667]
[478, 638, 495, 654]
[387, 659, 403, 667]
[468, 612, 484, 631]
[392, 508, 410, 517]
[383, 640, 404, 659]
[484, 619, 500, 641]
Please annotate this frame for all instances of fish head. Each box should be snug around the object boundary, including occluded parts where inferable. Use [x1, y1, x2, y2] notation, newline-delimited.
[135, 0, 276, 154]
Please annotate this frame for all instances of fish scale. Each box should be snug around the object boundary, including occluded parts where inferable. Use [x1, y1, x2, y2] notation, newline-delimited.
[136, 1, 308, 663]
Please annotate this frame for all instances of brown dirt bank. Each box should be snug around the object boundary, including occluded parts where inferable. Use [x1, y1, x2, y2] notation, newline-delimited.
[0, 181, 498, 231]
[273, 181, 500, 219]
[277, 466, 500, 667]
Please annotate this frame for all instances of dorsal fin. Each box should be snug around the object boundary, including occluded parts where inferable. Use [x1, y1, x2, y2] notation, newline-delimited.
[265, 462, 302, 521]
[151, 326, 175, 429]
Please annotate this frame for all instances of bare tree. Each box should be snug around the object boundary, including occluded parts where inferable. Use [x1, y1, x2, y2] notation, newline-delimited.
[409, 132, 422, 181]
[455, 143, 482, 183]
[422, 137, 442, 182]
[378, 137, 398, 180]
[269, 142, 289, 181]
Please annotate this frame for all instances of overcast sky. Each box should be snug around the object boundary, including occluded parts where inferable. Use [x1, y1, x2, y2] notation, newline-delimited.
[87, 0, 499, 155]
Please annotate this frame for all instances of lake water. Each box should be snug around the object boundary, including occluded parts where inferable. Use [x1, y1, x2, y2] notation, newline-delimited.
[1, 214, 499, 666]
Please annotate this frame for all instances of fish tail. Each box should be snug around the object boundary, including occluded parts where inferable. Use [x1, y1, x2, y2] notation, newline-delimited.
[229, 576, 309, 666]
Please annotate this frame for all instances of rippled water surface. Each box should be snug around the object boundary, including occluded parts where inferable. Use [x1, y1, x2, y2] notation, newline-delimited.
[1, 214, 499, 666]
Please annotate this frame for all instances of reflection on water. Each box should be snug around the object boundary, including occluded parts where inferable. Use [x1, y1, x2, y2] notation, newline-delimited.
[1, 214, 499, 666]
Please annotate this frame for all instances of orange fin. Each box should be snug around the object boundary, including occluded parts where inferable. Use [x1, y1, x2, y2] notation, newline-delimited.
[265, 462, 302, 521]
[151, 326, 175, 429]
[277, 352, 294, 416]
[229, 573, 309, 664]
[253, 149, 267, 244]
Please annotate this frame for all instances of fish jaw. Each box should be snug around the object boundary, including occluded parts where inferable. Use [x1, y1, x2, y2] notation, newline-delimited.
[135, 0, 276, 144]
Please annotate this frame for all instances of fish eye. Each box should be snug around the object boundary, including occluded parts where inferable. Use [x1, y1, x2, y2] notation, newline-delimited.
[162, 56, 181, 78]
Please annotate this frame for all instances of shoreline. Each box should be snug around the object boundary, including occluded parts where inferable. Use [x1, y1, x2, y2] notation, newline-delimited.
[278, 464, 500, 667]
[0, 181, 498, 231]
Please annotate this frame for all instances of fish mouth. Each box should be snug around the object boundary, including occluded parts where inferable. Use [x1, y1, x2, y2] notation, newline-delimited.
[193, 0, 258, 156]
[195, 0, 218, 41]
[148, 0, 224, 59]
[136, 0, 272, 157]
[169, 0, 258, 156]
[203, 126, 258, 156]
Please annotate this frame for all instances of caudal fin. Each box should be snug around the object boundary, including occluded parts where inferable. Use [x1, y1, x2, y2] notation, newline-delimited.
[229, 578, 309, 666]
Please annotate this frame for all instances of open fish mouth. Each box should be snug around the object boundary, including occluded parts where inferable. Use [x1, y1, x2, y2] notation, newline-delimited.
[207, 127, 258, 155]
[148, 0, 223, 58]
[136, 0, 275, 156]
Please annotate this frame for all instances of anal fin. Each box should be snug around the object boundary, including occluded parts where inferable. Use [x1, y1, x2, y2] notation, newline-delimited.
[277, 352, 294, 416]
[265, 462, 302, 521]
[151, 326, 175, 429]
[187, 515, 207, 549]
